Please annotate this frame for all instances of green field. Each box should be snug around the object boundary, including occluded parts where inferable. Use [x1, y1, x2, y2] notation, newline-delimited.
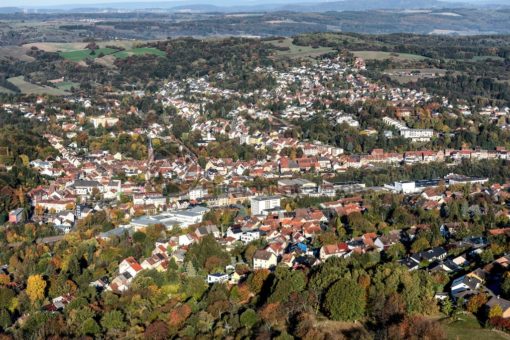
[384, 68, 448, 83]
[59, 48, 118, 62]
[442, 314, 510, 340]
[7, 76, 69, 96]
[55, 81, 80, 91]
[58, 46, 165, 62]
[113, 47, 166, 59]
[268, 38, 336, 60]
[0, 86, 15, 94]
[352, 50, 428, 61]
[469, 55, 505, 62]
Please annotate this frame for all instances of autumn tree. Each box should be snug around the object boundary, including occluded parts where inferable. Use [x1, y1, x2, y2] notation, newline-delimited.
[26, 274, 46, 304]
[466, 293, 488, 314]
[489, 304, 503, 319]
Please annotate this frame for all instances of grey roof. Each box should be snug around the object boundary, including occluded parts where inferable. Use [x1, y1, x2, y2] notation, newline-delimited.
[73, 180, 101, 188]
[487, 296, 510, 311]
[251, 195, 280, 202]
[253, 250, 274, 260]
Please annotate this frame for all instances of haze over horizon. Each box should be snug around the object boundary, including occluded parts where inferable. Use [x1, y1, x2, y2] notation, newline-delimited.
[1, 0, 495, 8]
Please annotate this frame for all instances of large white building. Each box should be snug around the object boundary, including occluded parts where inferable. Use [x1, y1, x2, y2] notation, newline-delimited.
[383, 117, 434, 142]
[400, 128, 434, 142]
[130, 206, 210, 230]
[250, 196, 281, 216]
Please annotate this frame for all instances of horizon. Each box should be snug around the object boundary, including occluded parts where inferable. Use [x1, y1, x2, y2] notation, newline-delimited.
[1, 0, 493, 9]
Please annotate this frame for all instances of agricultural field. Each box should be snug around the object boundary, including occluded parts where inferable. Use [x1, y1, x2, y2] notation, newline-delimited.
[59, 48, 118, 62]
[54, 81, 80, 91]
[384, 68, 448, 83]
[468, 55, 505, 62]
[0, 86, 16, 94]
[113, 47, 166, 59]
[0, 47, 35, 62]
[7, 76, 69, 96]
[352, 50, 428, 61]
[268, 37, 336, 60]
[20, 40, 167, 63]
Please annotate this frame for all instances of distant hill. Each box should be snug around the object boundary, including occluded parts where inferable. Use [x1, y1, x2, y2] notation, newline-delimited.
[24, 0, 509, 12]
[0, 7, 22, 13]
[284, 0, 457, 12]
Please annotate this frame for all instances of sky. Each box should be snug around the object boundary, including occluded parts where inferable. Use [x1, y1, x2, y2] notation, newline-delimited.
[0, 0, 490, 8]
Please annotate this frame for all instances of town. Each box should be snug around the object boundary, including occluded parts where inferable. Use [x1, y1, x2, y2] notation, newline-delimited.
[1, 31, 510, 339]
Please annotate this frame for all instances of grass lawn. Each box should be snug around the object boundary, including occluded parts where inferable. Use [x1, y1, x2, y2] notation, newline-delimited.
[7, 76, 69, 96]
[352, 50, 428, 61]
[113, 47, 166, 59]
[442, 314, 510, 340]
[268, 37, 336, 60]
[59, 48, 118, 62]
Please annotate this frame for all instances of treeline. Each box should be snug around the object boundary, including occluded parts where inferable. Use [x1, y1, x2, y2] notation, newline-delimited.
[292, 32, 510, 60]
[412, 75, 510, 107]
[333, 159, 510, 187]
[113, 37, 276, 92]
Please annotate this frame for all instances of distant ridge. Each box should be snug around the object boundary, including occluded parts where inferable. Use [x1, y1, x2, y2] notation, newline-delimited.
[0, 7, 22, 13]
[21, 0, 510, 13]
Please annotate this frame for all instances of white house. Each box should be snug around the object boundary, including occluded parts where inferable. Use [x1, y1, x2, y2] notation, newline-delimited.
[253, 250, 277, 269]
[118, 257, 143, 278]
[207, 273, 229, 284]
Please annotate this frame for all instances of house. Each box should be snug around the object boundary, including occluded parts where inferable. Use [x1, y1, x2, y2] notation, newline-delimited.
[141, 253, 168, 271]
[253, 250, 277, 269]
[486, 296, 510, 318]
[450, 274, 483, 298]
[107, 272, 133, 292]
[189, 187, 208, 201]
[207, 273, 229, 284]
[43, 294, 74, 312]
[195, 225, 220, 239]
[320, 243, 349, 260]
[250, 196, 281, 216]
[72, 179, 103, 198]
[400, 257, 420, 271]
[119, 257, 143, 278]
[8, 208, 24, 224]
[90, 277, 109, 291]
[411, 247, 447, 264]
[241, 231, 260, 244]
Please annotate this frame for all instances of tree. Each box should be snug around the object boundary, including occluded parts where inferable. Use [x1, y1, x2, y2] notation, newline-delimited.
[480, 250, 494, 264]
[323, 278, 366, 321]
[240, 308, 259, 329]
[248, 269, 270, 294]
[501, 274, 510, 299]
[489, 304, 503, 319]
[26, 274, 46, 304]
[0, 308, 11, 330]
[101, 310, 126, 332]
[145, 320, 169, 339]
[385, 243, 406, 261]
[441, 298, 453, 317]
[411, 237, 430, 254]
[80, 318, 100, 336]
[466, 293, 487, 314]
[185, 235, 230, 273]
